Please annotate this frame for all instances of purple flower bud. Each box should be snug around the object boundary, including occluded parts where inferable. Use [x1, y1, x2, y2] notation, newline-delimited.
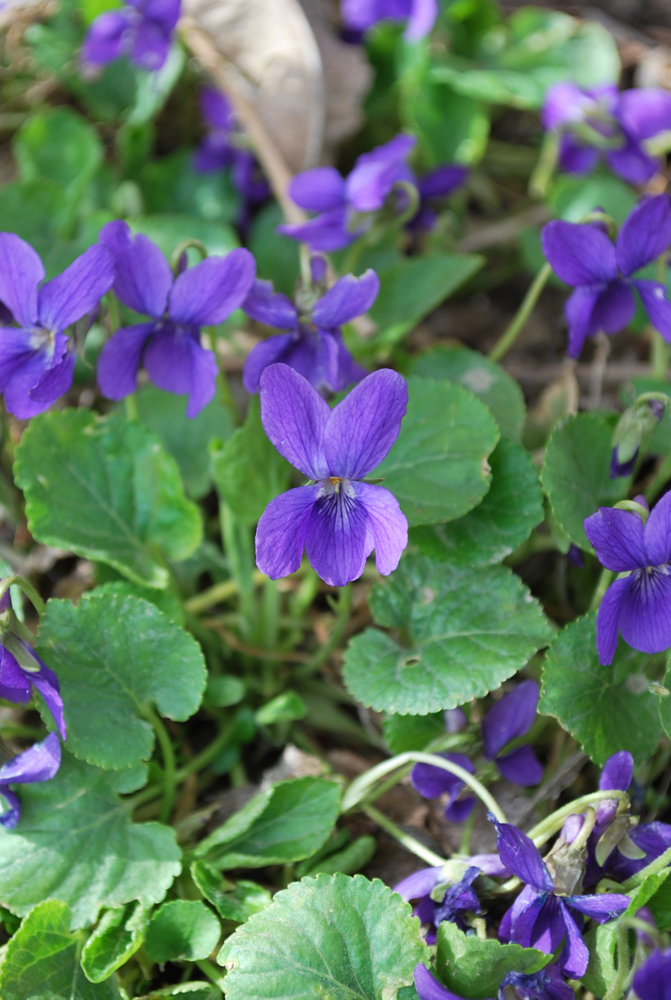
[0, 732, 61, 829]
[567, 544, 585, 568]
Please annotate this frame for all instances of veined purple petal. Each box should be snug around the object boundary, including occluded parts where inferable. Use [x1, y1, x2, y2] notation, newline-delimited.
[509, 892, 551, 949]
[3, 339, 65, 420]
[143, 326, 217, 418]
[596, 575, 633, 665]
[565, 892, 630, 923]
[200, 86, 234, 131]
[259, 364, 330, 480]
[410, 751, 474, 800]
[490, 816, 553, 891]
[0, 731, 61, 785]
[590, 281, 637, 335]
[99, 221, 172, 318]
[645, 490, 671, 566]
[354, 481, 408, 575]
[496, 746, 543, 787]
[414, 965, 466, 1000]
[243, 279, 297, 330]
[0, 233, 43, 328]
[82, 8, 134, 65]
[617, 88, 671, 140]
[557, 903, 589, 979]
[29, 659, 66, 740]
[97, 322, 155, 400]
[0, 327, 41, 392]
[616, 565, 671, 655]
[27, 350, 75, 408]
[565, 286, 600, 358]
[500, 883, 540, 942]
[482, 680, 539, 759]
[607, 140, 660, 185]
[634, 280, 671, 342]
[393, 865, 443, 901]
[304, 486, 370, 587]
[288, 168, 347, 212]
[633, 949, 671, 1000]
[255, 486, 320, 580]
[541, 222, 618, 286]
[616, 196, 671, 277]
[312, 270, 380, 329]
[168, 248, 255, 327]
[278, 208, 356, 252]
[600, 750, 634, 793]
[405, 0, 437, 38]
[527, 895, 566, 956]
[38, 245, 114, 333]
[242, 334, 295, 394]
[0, 646, 31, 703]
[584, 506, 647, 571]
[324, 368, 407, 479]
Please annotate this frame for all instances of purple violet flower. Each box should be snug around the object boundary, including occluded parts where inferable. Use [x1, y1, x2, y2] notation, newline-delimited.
[97, 221, 255, 417]
[542, 84, 671, 184]
[255, 363, 408, 587]
[0, 732, 61, 829]
[584, 492, 671, 664]
[82, 0, 181, 72]
[341, 0, 438, 41]
[411, 165, 468, 233]
[542, 195, 671, 358]
[492, 815, 630, 978]
[413, 964, 573, 1000]
[633, 949, 671, 1000]
[242, 270, 376, 394]
[0, 234, 114, 419]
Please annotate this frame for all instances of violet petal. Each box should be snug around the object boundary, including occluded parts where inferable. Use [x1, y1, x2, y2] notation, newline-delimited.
[595, 576, 632, 665]
[584, 506, 647, 572]
[482, 680, 539, 759]
[617, 89, 671, 140]
[644, 490, 671, 566]
[97, 322, 155, 401]
[38, 245, 114, 333]
[352, 482, 408, 576]
[617, 565, 671, 655]
[288, 168, 347, 212]
[541, 221, 618, 286]
[99, 220, 172, 318]
[490, 816, 553, 891]
[242, 334, 295, 394]
[243, 279, 297, 329]
[259, 364, 330, 480]
[312, 269, 380, 329]
[255, 486, 320, 580]
[303, 488, 370, 587]
[0, 233, 43, 328]
[565, 286, 600, 358]
[633, 280, 671, 342]
[414, 965, 467, 1000]
[168, 248, 255, 327]
[393, 865, 443, 901]
[410, 751, 474, 800]
[496, 746, 543, 787]
[616, 196, 671, 277]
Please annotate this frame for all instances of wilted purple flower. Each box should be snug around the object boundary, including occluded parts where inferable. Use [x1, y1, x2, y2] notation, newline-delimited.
[584, 492, 671, 664]
[410, 682, 543, 822]
[256, 363, 408, 587]
[0, 732, 61, 829]
[395, 864, 481, 943]
[97, 221, 255, 417]
[542, 84, 671, 184]
[341, 0, 437, 40]
[278, 134, 417, 251]
[492, 815, 630, 978]
[242, 270, 376, 394]
[0, 233, 114, 419]
[82, 0, 180, 72]
[542, 195, 671, 358]
[413, 964, 573, 1000]
[633, 949, 671, 1000]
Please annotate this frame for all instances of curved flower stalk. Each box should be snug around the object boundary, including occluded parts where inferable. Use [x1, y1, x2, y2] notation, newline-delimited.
[542, 195, 671, 358]
[0, 234, 114, 419]
[255, 363, 408, 587]
[0, 732, 61, 830]
[82, 0, 181, 72]
[97, 221, 256, 417]
[341, 0, 438, 41]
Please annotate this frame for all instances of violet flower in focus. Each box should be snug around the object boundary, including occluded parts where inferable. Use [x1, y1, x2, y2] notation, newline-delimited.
[255, 363, 408, 587]
[341, 0, 438, 41]
[633, 949, 671, 1000]
[584, 492, 671, 664]
[97, 220, 255, 417]
[0, 233, 114, 419]
[413, 964, 573, 1000]
[542, 195, 671, 358]
[242, 270, 376, 394]
[82, 0, 180, 71]
[542, 84, 671, 185]
[0, 732, 61, 829]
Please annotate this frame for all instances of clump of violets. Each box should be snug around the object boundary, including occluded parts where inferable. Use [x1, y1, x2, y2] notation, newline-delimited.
[255, 363, 408, 587]
[584, 492, 671, 664]
[341, 0, 438, 41]
[82, 0, 180, 72]
[242, 264, 375, 394]
[542, 84, 671, 184]
[0, 233, 114, 419]
[542, 194, 671, 358]
[410, 682, 543, 821]
[97, 221, 255, 417]
[413, 964, 574, 1000]
[0, 732, 61, 829]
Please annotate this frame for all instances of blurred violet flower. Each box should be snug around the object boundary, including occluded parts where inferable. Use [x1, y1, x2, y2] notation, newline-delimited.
[584, 492, 671, 664]
[633, 949, 671, 1000]
[341, 0, 438, 41]
[0, 732, 61, 829]
[256, 363, 408, 587]
[413, 964, 573, 1000]
[492, 815, 630, 978]
[242, 270, 377, 393]
[97, 220, 255, 417]
[610, 398, 666, 479]
[82, 0, 180, 71]
[0, 233, 114, 419]
[410, 682, 543, 822]
[411, 164, 468, 233]
[542, 194, 671, 357]
[542, 84, 671, 184]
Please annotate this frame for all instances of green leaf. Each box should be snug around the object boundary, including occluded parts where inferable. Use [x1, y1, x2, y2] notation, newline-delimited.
[411, 438, 543, 567]
[0, 753, 181, 927]
[145, 900, 221, 963]
[194, 777, 341, 869]
[135, 385, 235, 500]
[142, 984, 220, 999]
[648, 875, 671, 930]
[191, 862, 272, 922]
[375, 378, 499, 527]
[540, 614, 663, 764]
[81, 901, 148, 983]
[94, 579, 185, 625]
[342, 556, 552, 714]
[402, 81, 489, 166]
[211, 396, 292, 526]
[409, 345, 526, 441]
[140, 149, 239, 224]
[255, 690, 307, 725]
[219, 873, 429, 1000]
[13, 107, 102, 200]
[248, 202, 300, 297]
[36, 592, 206, 769]
[435, 921, 550, 1000]
[658, 661, 671, 741]
[382, 712, 447, 754]
[128, 215, 238, 260]
[14, 410, 203, 588]
[541, 413, 631, 550]
[0, 900, 121, 1000]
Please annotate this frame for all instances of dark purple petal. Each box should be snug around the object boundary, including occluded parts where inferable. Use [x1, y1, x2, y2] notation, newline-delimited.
[0, 731, 61, 785]
[200, 85, 234, 131]
[259, 364, 330, 480]
[600, 750, 633, 792]
[414, 964, 466, 1000]
[3, 338, 66, 420]
[312, 270, 380, 329]
[633, 280, 671, 342]
[565, 286, 600, 357]
[419, 165, 468, 200]
[616, 565, 671, 655]
[445, 796, 476, 823]
[29, 658, 66, 740]
[608, 823, 671, 881]
[288, 168, 347, 212]
[405, 0, 437, 39]
[565, 892, 630, 923]
[509, 892, 550, 949]
[558, 136, 601, 176]
[0, 646, 31, 703]
[278, 208, 357, 252]
[130, 19, 171, 71]
[143, 327, 217, 418]
[141, 0, 181, 30]
[323, 368, 407, 479]
[607, 140, 660, 185]
[500, 967, 574, 1000]
[99, 220, 172, 318]
[645, 490, 671, 566]
[242, 334, 295, 394]
[611, 447, 637, 478]
[168, 248, 255, 327]
[193, 134, 233, 173]
[496, 746, 543, 787]
[584, 506, 647, 572]
[541, 222, 618, 286]
[0, 788, 21, 830]
[529, 895, 568, 956]
[490, 816, 553, 891]
[590, 281, 637, 335]
[38, 245, 114, 333]
[0, 327, 40, 392]
[354, 482, 407, 576]
[276, 328, 340, 393]
[482, 680, 539, 759]
[27, 350, 75, 408]
[82, 8, 134, 65]
[304, 488, 370, 587]
[633, 949, 671, 1000]
[97, 322, 154, 401]
[596, 575, 632, 665]
[243, 279, 297, 330]
[410, 751, 474, 800]
[393, 866, 443, 901]
[0, 233, 43, 328]
[346, 135, 416, 213]
[616, 196, 671, 277]
[500, 884, 540, 942]
[255, 486, 320, 579]
[557, 904, 589, 979]
[618, 88, 671, 140]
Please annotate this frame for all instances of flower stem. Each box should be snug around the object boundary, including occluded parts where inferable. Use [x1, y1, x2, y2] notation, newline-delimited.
[363, 804, 446, 868]
[294, 583, 352, 677]
[525, 789, 630, 848]
[650, 331, 670, 381]
[145, 707, 177, 824]
[621, 842, 671, 891]
[0, 575, 45, 616]
[125, 394, 139, 422]
[488, 262, 552, 363]
[603, 920, 631, 1000]
[184, 571, 267, 615]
